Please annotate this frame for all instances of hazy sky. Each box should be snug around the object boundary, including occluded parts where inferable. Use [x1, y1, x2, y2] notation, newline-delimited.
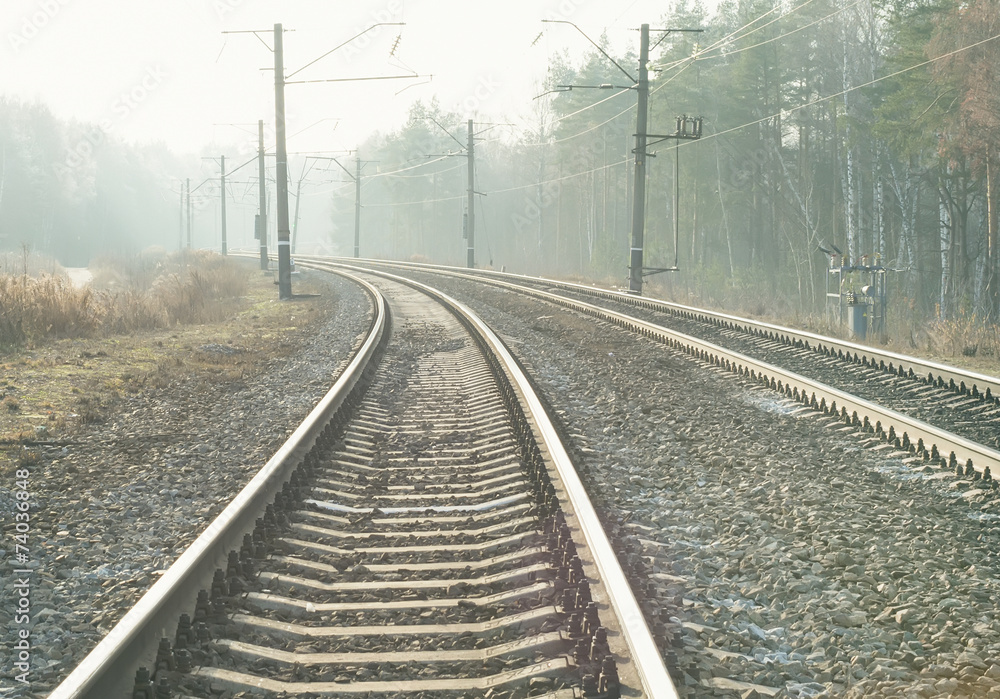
[3, 0, 722, 254]
[2, 0, 713, 158]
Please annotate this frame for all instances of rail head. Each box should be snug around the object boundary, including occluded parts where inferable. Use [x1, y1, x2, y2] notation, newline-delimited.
[48, 271, 388, 699]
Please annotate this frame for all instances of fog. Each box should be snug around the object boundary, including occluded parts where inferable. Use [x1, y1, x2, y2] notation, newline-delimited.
[2, 0, 999, 325]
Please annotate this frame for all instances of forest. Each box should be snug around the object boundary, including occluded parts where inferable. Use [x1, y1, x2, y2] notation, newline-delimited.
[1, 0, 998, 342]
[336, 0, 1000, 339]
[0, 97, 191, 266]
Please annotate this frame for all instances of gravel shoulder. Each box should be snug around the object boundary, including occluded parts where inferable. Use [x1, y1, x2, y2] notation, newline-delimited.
[0, 268, 372, 698]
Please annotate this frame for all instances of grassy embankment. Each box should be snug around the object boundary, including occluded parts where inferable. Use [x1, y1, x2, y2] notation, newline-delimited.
[0, 250, 335, 448]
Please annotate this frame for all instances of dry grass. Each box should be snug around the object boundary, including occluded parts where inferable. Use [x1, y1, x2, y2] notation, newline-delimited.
[0, 250, 248, 349]
[910, 315, 1000, 375]
[642, 269, 1000, 377]
[0, 257, 338, 443]
[0, 249, 66, 278]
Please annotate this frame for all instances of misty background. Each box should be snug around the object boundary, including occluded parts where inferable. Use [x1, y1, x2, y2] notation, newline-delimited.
[2, 0, 999, 330]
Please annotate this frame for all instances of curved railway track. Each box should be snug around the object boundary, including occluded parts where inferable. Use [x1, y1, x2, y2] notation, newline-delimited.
[508, 277, 1000, 453]
[260, 256, 1000, 698]
[303, 257, 1000, 484]
[314, 256, 1000, 411]
[49, 269, 676, 698]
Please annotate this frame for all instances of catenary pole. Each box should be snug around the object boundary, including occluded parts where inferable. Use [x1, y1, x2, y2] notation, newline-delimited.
[178, 187, 183, 251]
[628, 23, 650, 295]
[354, 156, 362, 258]
[466, 119, 475, 268]
[186, 178, 191, 249]
[673, 140, 679, 269]
[291, 177, 302, 255]
[220, 155, 228, 256]
[274, 23, 292, 299]
[258, 120, 268, 270]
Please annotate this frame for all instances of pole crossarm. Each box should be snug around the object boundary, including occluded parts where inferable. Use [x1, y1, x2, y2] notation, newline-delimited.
[642, 266, 680, 277]
[221, 28, 287, 52]
[286, 73, 427, 85]
[308, 155, 357, 180]
[222, 153, 262, 177]
[189, 177, 216, 194]
[534, 84, 632, 99]
[647, 27, 704, 52]
[646, 133, 701, 146]
[286, 23, 405, 79]
[557, 83, 634, 91]
[646, 115, 704, 149]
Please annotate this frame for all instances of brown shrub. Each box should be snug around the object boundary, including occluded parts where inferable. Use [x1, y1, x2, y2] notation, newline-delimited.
[0, 251, 249, 351]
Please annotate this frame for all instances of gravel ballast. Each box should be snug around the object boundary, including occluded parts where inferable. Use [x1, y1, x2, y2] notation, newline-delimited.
[402, 271, 1000, 699]
[0, 272, 372, 698]
[7, 265, 1000, 698]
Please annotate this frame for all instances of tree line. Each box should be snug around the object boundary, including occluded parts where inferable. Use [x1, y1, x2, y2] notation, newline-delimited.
[336, 0, 1000, 333]
[0, 97, 201, 267]
[4, 0, 997, 334]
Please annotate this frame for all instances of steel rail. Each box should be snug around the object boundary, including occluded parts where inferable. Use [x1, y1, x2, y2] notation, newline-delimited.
[299, 259, 680, 699]
[298, 255, 1000, 404]
[304, 256, 1000, 479]
[528, 276, 1000, 401]
[48, 271, 388, 699]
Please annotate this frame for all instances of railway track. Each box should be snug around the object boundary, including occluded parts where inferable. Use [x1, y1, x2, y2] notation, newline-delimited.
[515, 280, 1000, 453]
[291, 258, 1000, 697]
[304, 257, 1000, 483]
[49, 269, 676, 698]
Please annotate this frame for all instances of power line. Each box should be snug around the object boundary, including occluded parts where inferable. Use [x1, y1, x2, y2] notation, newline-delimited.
[521, 2, 801, 148]
[682, 27, 1000, 150]
[519, 0, 876, 156]
[532, 10, 791, 158]
[368, 154, 453, 178]
[676, 0, 863, 67]
[377, 161, 467, 178]
[366, 28, 1000, 216]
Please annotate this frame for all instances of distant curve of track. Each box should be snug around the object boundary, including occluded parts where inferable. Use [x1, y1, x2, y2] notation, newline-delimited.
[310, 257, 1000, 483]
